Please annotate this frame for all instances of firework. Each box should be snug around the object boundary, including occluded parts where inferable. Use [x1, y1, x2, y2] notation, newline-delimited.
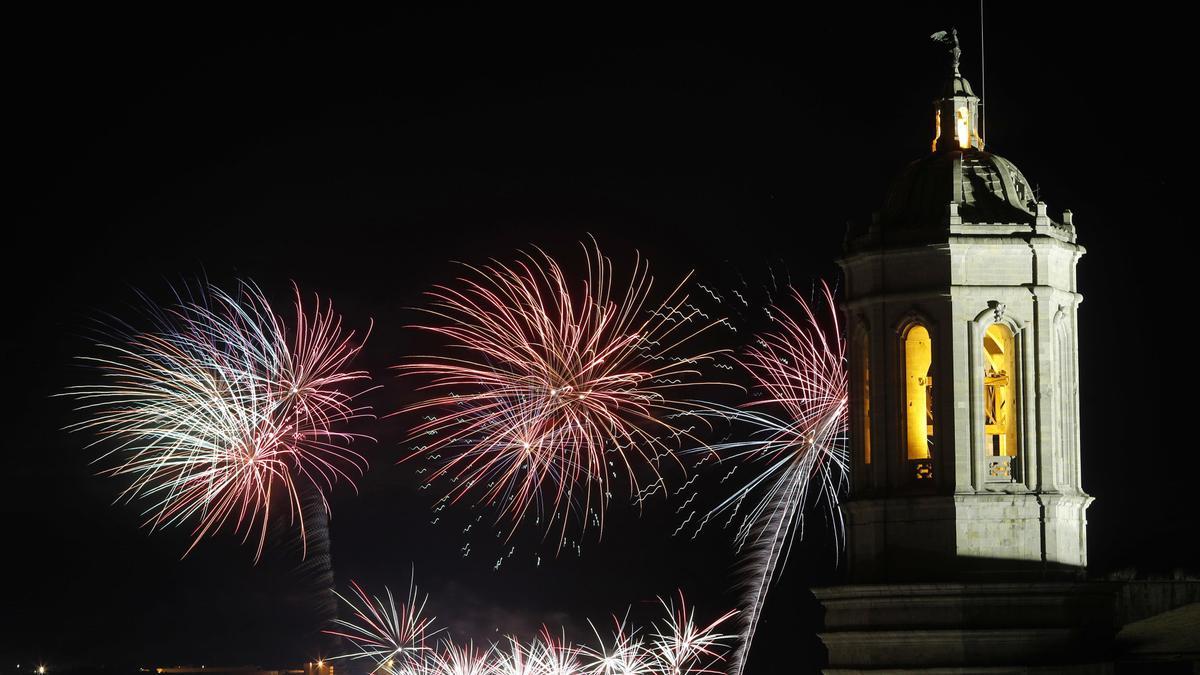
[495, 630, 581, 675]
[397, 239, 731, 546]
[64, 280, 373, 560]
[328, 580, 735, 675]
[423, 640, 492, 675]
[686, 282, 848, 675]
[326, 577, 436, 670]
[582, 616, 653, 675]
[642, 593, 738, 675]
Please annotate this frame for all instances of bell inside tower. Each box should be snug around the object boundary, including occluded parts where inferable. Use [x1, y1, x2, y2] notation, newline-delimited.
[904, 325, 934, 466]
[983, 324, 1018, 479]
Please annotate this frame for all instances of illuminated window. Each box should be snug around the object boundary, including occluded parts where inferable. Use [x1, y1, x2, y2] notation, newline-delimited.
[861, 335, 872, 465]
[955, 106, 970, 148]
[983, 324, 1017, 458]
[904, 325, 933, 460]
[932, 108, 942, 152]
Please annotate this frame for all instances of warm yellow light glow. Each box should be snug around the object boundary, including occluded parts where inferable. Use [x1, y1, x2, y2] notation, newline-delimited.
[932, 109, 942, 152]
[905, 325, 933, 460]
[860, 335, 871, 465]
[983, 324, 1017, 457]
[955, 106, 970, 148]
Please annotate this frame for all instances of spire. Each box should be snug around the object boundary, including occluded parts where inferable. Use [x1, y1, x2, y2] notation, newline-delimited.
[930, 27, 983, 153]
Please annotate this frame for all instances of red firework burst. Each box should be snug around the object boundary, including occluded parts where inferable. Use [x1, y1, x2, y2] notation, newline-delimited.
[396, 239, 732, 545]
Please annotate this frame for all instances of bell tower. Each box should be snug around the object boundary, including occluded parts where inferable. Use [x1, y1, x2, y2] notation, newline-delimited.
[838, 33, 1091, 583]
[812, 32, 1186, 674]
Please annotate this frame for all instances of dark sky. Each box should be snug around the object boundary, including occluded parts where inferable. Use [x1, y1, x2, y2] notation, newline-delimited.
[5, 4, 1193, 673]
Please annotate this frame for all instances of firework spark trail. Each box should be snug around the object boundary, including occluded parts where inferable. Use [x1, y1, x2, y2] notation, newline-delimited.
[645, 592, 740, 675]
[424, 640, 493, 675]
[63, 280, 374, 561]
[329, 580, 736, 675]
[583, 615, 651, 675]
[685, 281, 848, 675]
[326, 577, 438, 669]
[396, 239, 734, 548]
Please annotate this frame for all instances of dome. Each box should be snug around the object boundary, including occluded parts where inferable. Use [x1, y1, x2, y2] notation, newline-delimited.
[878, 148, 1040, 229]
[941, 75, 977, 99]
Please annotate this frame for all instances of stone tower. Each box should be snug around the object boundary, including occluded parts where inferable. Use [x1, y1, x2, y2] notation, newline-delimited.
[837, 49, 1091, 583]
[814, 37, 1200, 674]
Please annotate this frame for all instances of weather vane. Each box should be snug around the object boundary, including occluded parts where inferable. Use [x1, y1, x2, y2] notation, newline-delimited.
[930, 27, 961, 76]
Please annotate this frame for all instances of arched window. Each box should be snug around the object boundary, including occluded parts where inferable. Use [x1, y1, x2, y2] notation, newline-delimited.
[904, 324, 934, 465]
[983, 324, 1017, 479]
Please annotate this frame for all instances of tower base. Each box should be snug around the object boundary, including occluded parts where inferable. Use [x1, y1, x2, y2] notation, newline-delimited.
[814, 582, 1118, 673]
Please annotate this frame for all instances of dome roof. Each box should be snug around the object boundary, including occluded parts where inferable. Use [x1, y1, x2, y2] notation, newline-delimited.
[941, 75, 977, 99]
[878, 148, 1039, 229]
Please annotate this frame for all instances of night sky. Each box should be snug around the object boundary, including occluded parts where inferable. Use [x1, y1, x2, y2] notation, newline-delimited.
[5, 5, 1193, 672]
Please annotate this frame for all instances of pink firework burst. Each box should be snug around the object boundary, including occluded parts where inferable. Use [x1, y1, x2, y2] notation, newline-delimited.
[65, 280, 374, 560]
[397, 239, 732, 546]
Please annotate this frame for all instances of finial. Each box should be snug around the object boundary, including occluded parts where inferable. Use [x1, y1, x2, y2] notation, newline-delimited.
[930, 27, 962, 76]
